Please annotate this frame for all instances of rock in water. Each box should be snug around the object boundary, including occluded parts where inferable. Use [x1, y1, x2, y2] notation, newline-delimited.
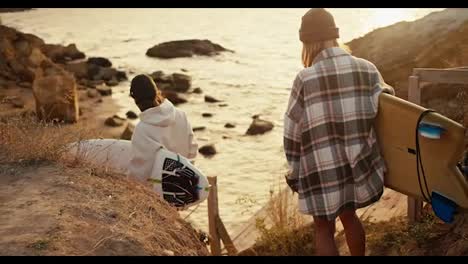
[64, 62, 89, 79]
[121, 123, 135, 140]
[149, 71, 192, 93]
[162, 91, 187, 105]
[32, 71, 79, 123]
[42, 43, 85, 63]
[192, 87, 203, 94]
[105, 115, 125, 127]
[126, 110, 138, 119]
[97, 86, 112, 96]
[246, 117, 274, 135]
[199, 144, 216, 157]
[193, 126, 206, 132]
[172, 73, 192, 92]
[87, 57, 112, 68]
[146, 39, 232, 59]
[204, 95, 222, 103]
[106, 79, 119, 87]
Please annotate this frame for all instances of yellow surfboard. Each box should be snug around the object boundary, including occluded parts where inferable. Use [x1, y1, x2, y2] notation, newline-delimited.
[375, 93, 468, 209]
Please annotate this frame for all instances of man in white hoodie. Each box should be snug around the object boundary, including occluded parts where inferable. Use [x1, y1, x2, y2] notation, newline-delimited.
[128, 74, 198, 183]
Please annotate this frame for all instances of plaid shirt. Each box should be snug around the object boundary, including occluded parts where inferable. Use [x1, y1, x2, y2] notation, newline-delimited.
[284, 47, 394, 220]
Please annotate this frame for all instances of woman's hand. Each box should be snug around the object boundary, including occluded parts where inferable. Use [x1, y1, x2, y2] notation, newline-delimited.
[285, 175, 299, 193]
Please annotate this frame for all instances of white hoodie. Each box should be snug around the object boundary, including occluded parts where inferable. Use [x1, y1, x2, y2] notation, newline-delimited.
[128, 99, 198, 182]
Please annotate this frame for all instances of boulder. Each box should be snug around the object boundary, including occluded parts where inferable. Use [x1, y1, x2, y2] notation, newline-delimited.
[93, 67, 118, 81]
[27, 47, 47, 67]
[105, 115, 125, 127]
[9, 60, 35, 82]
[126, 110, 138, 119]
[42, 43, 85, 63]
[204, 95, 222, 103]
[87, 57, 112, 68]
[146, 39, 233, 59]
[97, 86, 112, 96]
[224, 123, 235, 128]
[202, 113, 213, 118]
[162, 91, 187, 105]
[150, 71, 191, 93]
[87, 89, 100, 99]
[64, 62, 89, 79]
[14, 39, 32, 57]
[245, 116, 274, 135]
[218, 103, 228, 107]
[150, 71, 170, 83]
[116, 70, 128, 81]
[193, 126, 206, 132]
[192, 87, 203, 94]
[106, 79, 119, 87]
[32, 71, 79, 123]
[198, 144, 217, 157]
[172, 73, 191, 92]
[121, 123, 135, 140]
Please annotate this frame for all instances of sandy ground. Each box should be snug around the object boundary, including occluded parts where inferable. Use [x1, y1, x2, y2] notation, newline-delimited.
[0, 163, 209, 256]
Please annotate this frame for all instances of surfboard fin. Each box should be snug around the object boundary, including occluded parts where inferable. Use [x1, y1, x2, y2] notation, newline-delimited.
[431, 191, 458, 223]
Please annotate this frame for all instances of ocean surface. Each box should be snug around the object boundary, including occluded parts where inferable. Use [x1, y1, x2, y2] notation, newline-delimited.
[1, 8, 443, 233]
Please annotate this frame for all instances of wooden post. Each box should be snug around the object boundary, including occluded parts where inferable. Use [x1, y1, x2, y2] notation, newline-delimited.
[407, 75, 423, 223]
[207, 176, 221, 256]
[216, 215, 238, 256]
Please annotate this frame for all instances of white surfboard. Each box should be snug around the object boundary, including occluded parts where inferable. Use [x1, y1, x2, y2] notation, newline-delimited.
[63, 139, 210, 209]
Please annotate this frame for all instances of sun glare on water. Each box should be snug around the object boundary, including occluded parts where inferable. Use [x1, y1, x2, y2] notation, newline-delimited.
[329, 8, 444, 41]
[370, 9, 417, 27]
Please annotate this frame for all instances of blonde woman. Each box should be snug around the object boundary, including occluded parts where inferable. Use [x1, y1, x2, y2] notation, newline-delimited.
[283, 9, 394, 256]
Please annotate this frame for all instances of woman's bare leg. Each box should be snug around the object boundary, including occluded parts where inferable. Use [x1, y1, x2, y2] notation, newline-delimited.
[339, 209, 365, 256]
[313, 216, 339, 256]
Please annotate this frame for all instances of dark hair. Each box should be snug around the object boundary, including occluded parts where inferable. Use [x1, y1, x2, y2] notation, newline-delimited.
[130, 74, 164, 112]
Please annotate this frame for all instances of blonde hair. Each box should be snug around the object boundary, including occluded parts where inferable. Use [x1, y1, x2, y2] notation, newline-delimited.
[301, 39, 351, 68]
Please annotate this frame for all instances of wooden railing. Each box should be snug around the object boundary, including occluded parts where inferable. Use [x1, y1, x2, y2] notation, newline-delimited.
[207, 176, 238, 256]
[407, 67, 468, 223]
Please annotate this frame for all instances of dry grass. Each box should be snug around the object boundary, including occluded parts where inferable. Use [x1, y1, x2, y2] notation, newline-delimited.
[360, 207, 453, 256]
[0, 114, 209, 256]
[243, 184, 461, 256]
[240, 180, 315, 256]
[55, 165, 209, 256]
[0, 114, 96, 165]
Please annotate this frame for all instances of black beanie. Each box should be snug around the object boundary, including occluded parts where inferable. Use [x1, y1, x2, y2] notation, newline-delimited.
[299, 8, 340, 43]
[130, 74, 157, 111]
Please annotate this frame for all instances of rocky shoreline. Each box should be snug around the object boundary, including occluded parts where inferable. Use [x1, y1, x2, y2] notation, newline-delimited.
[0, 24, 273, 149]
[0, 24, 133, 138]
[2, 8, 467, 155]
[1, 8, 468, 256]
